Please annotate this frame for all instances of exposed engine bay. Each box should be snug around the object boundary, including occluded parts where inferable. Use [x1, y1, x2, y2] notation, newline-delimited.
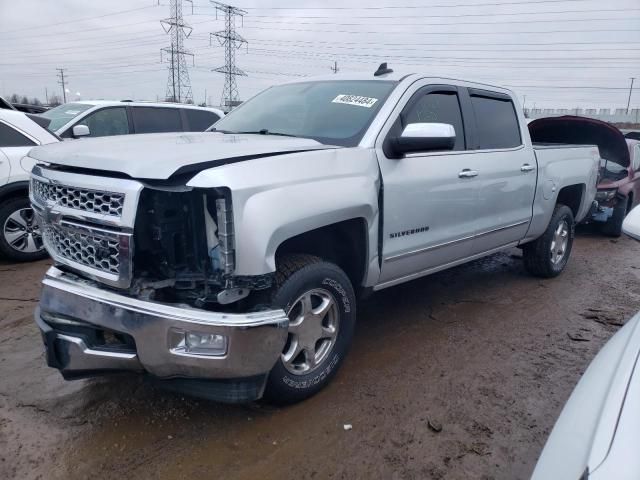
[130, 187, 273, 310]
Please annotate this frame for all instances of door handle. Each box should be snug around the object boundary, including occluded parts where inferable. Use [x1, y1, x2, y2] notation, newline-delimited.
[458, 169, 478, 178]
[521, 164, 535, 172]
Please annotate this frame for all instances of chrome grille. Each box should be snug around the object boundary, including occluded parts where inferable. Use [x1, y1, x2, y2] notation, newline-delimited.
[43, 223, 121, 275]
[30, 165, 143, 288]
[32, 179, 124, 217]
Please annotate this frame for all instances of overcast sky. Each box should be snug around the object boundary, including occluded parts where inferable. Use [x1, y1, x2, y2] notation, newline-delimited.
[1, 0, 639, 109]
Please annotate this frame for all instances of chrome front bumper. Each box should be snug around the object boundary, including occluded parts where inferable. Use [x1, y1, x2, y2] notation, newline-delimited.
[35, 267, 289, 382]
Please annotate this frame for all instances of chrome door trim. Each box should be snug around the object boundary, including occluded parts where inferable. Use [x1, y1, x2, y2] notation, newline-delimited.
[384, 220, 529, 263]
[385, 234, 475, 262]
[375, 241, 520, 290]
[475, 219, 529, 239]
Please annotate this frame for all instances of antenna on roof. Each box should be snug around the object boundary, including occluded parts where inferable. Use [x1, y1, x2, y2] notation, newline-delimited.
[374, 62, 393, 77]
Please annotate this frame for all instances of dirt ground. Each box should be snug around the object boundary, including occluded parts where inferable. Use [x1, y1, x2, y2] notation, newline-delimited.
[2, 229, 640, 480]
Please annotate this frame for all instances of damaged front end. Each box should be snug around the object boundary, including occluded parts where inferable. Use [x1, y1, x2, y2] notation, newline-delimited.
[30, 164, 286, 400]
[30, 164, 274, 310]
[131, 186, 273, 309]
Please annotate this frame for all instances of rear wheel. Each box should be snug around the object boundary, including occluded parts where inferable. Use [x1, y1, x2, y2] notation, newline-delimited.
[263, 254, 356, 404]
[0, 197, 47, 262]
[600, 196, 628, 237]
[523, 204, 575, 278]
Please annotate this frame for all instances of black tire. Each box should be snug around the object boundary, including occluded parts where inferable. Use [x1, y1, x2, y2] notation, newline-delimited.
[0, 197, 47, 262]
[523, 204, 575, 278]
[600, 196, 628, 238]
[263, 254, 356, 404]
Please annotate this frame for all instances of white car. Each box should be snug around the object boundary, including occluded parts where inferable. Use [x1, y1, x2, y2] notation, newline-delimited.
[0, 109, 58, 261]
[532, 207, 640, 479]
[0, 102, 224, 262]
[39, 101, 224, 139]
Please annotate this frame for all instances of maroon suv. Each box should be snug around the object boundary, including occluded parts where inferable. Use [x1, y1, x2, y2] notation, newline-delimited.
[530, 116, 639, 236]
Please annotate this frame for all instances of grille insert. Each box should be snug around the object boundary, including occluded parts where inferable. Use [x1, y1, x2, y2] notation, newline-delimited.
[43, 224, 120, 275]
[32, 179, 124, 217]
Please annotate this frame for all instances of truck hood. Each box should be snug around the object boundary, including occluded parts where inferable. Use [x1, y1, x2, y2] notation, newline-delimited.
[529, 116, 630, 168]
[28, 132, 337, 180]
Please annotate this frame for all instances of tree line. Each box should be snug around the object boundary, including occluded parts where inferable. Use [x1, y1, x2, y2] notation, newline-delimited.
[6, 93, 62, 106]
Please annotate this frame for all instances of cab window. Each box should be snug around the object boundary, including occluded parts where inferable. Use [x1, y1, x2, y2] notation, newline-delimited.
[74, 107, 130, 137]
[402, 91, 466, 151]
[132, 107, 182, 134]
[184, 109, 220, 131]
[0, 122, 36, 147]
[469, 94, 521, 149]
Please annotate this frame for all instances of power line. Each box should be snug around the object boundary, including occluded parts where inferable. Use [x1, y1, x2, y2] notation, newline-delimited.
[243, 47, 640, 70]
[244, 0, 595, 10]
[628, 78, 636, 114]
[160, 0, 194, 103]
[0, 4, 158, 34]
[209, 6, 640, 20]
[244, 16, 640, 28]
[209, 1, 248, 111]
[240, 25, 638, 36]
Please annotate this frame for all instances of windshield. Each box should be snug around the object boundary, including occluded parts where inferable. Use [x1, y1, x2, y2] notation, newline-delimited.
[212, 80, 397, 147]
[39, 103, 93, 132]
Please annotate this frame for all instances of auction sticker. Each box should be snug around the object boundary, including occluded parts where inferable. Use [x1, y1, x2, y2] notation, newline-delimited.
[332, 94, 378, 108]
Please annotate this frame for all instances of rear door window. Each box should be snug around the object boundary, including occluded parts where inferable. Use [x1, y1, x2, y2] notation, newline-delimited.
[131, 107, 183, 134]
[75, 107, 130, 137]
[184, 109, 220, 131]
[0, 122, 36, 147]
[469, 94, 521, 149]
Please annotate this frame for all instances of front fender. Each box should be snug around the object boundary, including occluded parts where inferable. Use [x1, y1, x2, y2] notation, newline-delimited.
[237, 176, 378, 275]
[187, 147, 381, 277]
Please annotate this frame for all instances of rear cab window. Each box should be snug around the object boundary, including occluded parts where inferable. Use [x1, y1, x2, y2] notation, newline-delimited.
[468, 90, 522, 149]
[132, 107, 183, 134]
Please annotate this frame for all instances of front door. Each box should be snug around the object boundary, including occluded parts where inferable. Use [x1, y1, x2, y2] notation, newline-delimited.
[376, 85, 480, 285]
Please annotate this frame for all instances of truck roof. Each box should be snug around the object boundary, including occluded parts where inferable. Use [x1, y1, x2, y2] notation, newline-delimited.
[277, 71, 515, 97]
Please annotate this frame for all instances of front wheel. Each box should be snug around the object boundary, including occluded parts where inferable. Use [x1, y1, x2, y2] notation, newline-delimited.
[0, 197, 47, 262]
[263, 254, 356, 404]
[523, 204, 575, 278]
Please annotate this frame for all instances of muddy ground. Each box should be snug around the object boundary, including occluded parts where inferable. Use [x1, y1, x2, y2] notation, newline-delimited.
[2, 229, 640, 480]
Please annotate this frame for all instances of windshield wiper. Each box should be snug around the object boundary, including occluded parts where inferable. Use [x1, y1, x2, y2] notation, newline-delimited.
[232, 129, 300, 138]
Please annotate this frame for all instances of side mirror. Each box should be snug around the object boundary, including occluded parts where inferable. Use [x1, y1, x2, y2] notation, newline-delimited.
[622, 205, 640, 241]
[392, 123, 456, 155]
[72, 124, 90, 138]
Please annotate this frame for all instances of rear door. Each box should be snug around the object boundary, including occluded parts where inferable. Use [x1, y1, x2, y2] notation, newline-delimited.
[376, 84, 480, 285]
[465, 89, 536, 254]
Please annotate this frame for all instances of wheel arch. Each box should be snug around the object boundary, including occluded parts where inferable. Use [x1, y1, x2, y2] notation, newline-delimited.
[0, 181, 29, 204]
[555, 183, 585, 218]
[274, 217, 370, 289]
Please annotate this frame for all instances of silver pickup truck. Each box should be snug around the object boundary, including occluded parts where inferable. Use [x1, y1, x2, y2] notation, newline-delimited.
[28, 66, 600, 403]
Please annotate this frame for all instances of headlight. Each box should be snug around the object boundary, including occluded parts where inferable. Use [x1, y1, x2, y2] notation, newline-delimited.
[596, 189, 617, 202]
